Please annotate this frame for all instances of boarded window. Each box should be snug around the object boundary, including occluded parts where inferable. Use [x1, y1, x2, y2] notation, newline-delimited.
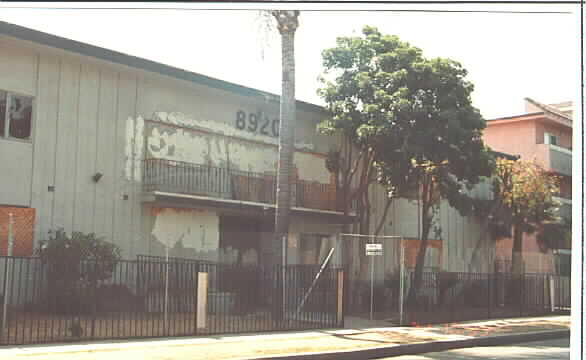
[0, 207, 35, 256]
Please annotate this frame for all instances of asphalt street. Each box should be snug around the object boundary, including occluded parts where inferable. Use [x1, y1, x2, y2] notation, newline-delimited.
[377, 337, 570, 360]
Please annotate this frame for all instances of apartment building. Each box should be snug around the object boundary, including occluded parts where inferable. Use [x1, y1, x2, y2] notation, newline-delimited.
[483, 98, 572, 274]
[0, 21, 496, 277]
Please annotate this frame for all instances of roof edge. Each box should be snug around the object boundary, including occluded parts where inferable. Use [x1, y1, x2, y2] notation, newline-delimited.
[486, 112, 544, 122]
[489, 150, 520, 160]
[524, 97, 572, 122]
[0, 20, 328, 115]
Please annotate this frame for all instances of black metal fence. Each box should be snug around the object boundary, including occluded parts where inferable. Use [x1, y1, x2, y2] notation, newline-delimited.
[403, 271, 570, 325]
[0, 256, 343, 345]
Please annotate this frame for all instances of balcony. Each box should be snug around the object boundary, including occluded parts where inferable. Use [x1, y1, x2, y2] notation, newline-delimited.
[553, 196, 572, 221]
[143, 158, 351, 214]
[537, 144, 572, 176]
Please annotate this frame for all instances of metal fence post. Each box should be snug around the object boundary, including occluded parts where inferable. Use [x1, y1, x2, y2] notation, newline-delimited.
[2, 213, 14, 334]
[549, 275, 555, 313]
[337, 270, 344, 327]
[487, 273, 491, 319]
[519, 273, 524, 317]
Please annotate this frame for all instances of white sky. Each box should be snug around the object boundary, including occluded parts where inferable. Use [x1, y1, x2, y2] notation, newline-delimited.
[0, 2, 580, 119]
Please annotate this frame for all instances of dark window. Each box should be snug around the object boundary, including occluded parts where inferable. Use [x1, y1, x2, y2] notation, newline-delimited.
[544, 132, 559, 146]
[0, 91, 33, 140]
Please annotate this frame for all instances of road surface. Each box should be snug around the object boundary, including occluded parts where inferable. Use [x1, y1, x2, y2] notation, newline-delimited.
[379, 337, 569, 359]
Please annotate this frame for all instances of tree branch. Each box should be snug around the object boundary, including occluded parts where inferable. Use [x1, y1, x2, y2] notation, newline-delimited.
[374, 196, 393, 237]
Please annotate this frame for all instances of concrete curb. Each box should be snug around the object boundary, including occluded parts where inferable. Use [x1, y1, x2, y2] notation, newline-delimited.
[248, 329, 570, 360]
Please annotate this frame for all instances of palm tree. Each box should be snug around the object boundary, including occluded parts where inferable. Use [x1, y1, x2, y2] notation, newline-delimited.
[271, 10, 299, 268]
[268, 10, 299, 323]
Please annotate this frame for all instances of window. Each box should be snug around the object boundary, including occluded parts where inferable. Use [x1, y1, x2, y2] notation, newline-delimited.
[0, 90, 33, 140]
[544, 132, 558, 146]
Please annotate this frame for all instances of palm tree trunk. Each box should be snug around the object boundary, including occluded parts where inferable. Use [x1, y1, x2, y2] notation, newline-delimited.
[272, 10, 299, 323]
[273, 11, 298, 268]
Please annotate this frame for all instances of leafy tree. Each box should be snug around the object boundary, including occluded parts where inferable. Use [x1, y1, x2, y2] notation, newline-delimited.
[318, 26, 494, 305]
[488, 158, 561, 274]
[537, 217, 571, 252]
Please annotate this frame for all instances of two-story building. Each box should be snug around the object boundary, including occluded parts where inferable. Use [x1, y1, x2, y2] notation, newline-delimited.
[0, 21, 499, 283]
[483, 98, 572, 274]
[0, 20, 354, 268]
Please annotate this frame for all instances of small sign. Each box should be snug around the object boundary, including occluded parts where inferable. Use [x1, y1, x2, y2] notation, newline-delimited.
[366, 243, 383, 256]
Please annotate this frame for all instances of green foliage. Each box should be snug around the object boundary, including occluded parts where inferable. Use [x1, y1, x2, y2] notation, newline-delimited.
[318, 27, 494, 297]
[36, 229, 121, 313]
[318, 26, 494, 215]
[537, 217, 571, 252]
[489, 158, 562, 249]
[37, 229, 121, 282]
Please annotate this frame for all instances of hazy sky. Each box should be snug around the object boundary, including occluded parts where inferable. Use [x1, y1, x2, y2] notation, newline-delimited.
[0, 2, 580, 119]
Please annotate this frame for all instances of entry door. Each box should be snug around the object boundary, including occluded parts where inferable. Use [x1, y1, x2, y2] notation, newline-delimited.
[219, 215, 261, 266]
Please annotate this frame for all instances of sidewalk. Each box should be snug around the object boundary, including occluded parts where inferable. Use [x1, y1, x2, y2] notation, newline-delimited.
[0, 315, 570, 360]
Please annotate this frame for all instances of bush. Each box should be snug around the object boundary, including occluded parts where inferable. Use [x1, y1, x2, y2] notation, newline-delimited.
[36, 229, 121, 314]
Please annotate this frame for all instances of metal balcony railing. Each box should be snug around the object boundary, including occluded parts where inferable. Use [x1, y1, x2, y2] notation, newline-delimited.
[549, 145, 572, 176]
[143, 158, 348, 213]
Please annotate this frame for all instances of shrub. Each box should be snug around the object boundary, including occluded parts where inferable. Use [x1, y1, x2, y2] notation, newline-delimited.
[36, 229, 121, 313]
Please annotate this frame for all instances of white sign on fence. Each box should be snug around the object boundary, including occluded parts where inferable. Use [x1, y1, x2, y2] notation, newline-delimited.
[365, 243, 383, 256]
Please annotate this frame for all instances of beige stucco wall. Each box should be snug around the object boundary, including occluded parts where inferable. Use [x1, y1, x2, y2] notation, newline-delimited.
[135, 70, 336, 184]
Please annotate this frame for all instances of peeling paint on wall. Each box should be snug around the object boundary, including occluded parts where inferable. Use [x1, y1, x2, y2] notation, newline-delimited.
[134, 116, 144, 182]
[149, 126, 209, 165]
[293, 152, 330, 183]
[151, 207, 219, 253]
[125, 116, 135, 180]
[144, 113, 332, 183]
[152, 111, 315, 151]
[125, 115, 146, 181]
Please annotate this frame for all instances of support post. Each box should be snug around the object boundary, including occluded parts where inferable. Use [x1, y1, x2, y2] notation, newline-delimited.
[282, 235, 287, 321]
[370, 235, 374, 321]
[164, 242, 169, 334]
[197, 272, 208, 329]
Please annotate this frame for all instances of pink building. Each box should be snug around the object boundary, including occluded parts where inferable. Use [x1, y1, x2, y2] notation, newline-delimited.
[483, 98, 572, 274]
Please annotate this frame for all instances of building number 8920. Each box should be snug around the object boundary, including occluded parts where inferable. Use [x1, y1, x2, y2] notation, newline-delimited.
[235, 110, 280, 138]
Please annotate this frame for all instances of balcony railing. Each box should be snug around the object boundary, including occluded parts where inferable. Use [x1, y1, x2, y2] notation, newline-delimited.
[537, 144, 572, 176]
[549, 145, 572, 176]
[143, 158, 348, 213]
[552, 197, 572, 221]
